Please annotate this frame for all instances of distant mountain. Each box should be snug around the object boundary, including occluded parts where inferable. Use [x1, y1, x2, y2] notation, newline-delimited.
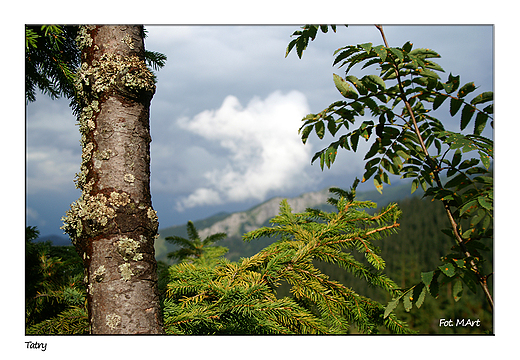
[35, 234, 72, 247]
[156, 181, 423, 263]
[36, 181, 423, 257]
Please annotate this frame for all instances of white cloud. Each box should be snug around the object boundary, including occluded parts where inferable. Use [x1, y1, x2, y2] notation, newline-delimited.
[26, 147, 78, 195]
[175, 90, 314, 210]
[26, 207, 41, 223]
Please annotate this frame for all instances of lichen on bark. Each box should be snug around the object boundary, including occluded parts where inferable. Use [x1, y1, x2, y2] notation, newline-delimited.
[61, 25, 164, 334]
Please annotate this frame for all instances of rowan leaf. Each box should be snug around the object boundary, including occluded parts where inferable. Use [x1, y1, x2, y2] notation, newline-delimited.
[477, 195, 493, 211]
[362, 165, 377, 183]
[366, 74, 386, 91]
[479, 151, 491, 169]
[360, 42, 372, 53]
[452, 149, 462, 167]
[403, 290, 413, 312]
[457, 82, 476, 98]
[459, 199, 478, 216]
[409, 48, 441, 59]
[450, 98, 464, 116]
[315, 120, 325, 139]
[325, 119, 336, 137]
[473, 111, 489, 136]
[415, 285, 427, 308]
[384, 298, 399, 318]
[439, 263, 455, 277]
[460, 104, 476, 131]
[345, 75, 368, 95]
[388, 47, 404, 62]
[402, 41, 413, 53]
[333, 46, 361, 67]
[443, 73, 460, 94]
[333, 73, 358, 99]
[374, 174, 383, 194]
[421, 271, 434, 287]
[470, 91, 493, 105]
[373, 45, 387, 62]
[300, 125, 313, 144]
[350, 131, 360, 151]
[452, 279, 463, 302]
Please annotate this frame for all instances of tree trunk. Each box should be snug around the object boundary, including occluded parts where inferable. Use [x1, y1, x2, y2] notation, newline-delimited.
[61, 25, 164, 334]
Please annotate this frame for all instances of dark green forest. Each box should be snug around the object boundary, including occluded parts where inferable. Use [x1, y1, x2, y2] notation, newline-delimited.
[26, 193, 492, 334]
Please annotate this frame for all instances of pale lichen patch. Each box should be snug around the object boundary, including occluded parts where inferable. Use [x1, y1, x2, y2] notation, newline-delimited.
[119, 263, 134, 281]
[75, 25, 94, 50]
[61, 193, 116, 243]
[123, 173, 135, 183]
[75, 53, 156, 99]
[147, 207, 158, 222]
[106, 313, 121, 330]
[117, 236, 143, 261]
[109, 191, 130, 208]
[93, 265, 106, 282]
[121, 34, 135, 49]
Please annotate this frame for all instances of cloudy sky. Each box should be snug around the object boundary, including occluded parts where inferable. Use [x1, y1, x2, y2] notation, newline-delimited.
[25, 25, 494, 238]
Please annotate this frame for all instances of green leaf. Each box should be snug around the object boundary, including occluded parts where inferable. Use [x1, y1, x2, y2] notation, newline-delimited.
[459, 199, 478, 216]
[364, 141, 382, 161]
[460, 104, 475, 131]
[477, 195, 493, 211]
[384, 298, 399, 318]
[461, 271, 478, 294]
[374, 174, 383, 194]
[432, 94, 448, 110]
[450, 98, 464, 116]
[388, 47, 404, 62]
[470, 91, 493, 105]
[473, 112, 489, 136]
[452, 149, 462, 167]
[362, 165, 378, 184]
[409, 48, 441, 58]
[417, 68, 440, 79]
[457, 82, 477, 98]
[415, 285, 427, 308]
[443, 73, 460, 94]
[453, 259, 465, 268]
[411, 179, 419, 194]
[402, 41, 413, 53]
[345, 75, 368, 95]
[327, 118, 337, 136]
[403, 290, 413, 312]
[300, 125, 313, 144]
[453, 279, 463, 302]
[360, 42, 373, 53]
[445, 173, 468, 190]
[421, 271, 434, 287]
[333, 73, 358, 99]
[366, 74, 386, 91]
[333, 46, 360, 66]
[479, 151, 491, 169]
[373, 45, 387, 62]
[350, 131, 360, 151]
[325, 144, 338, 168]
[439, 263, 456, 277]
[315, 121, 325, 139]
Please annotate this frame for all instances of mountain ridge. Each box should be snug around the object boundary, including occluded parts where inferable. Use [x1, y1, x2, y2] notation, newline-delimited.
[156, 181, 422, 262]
